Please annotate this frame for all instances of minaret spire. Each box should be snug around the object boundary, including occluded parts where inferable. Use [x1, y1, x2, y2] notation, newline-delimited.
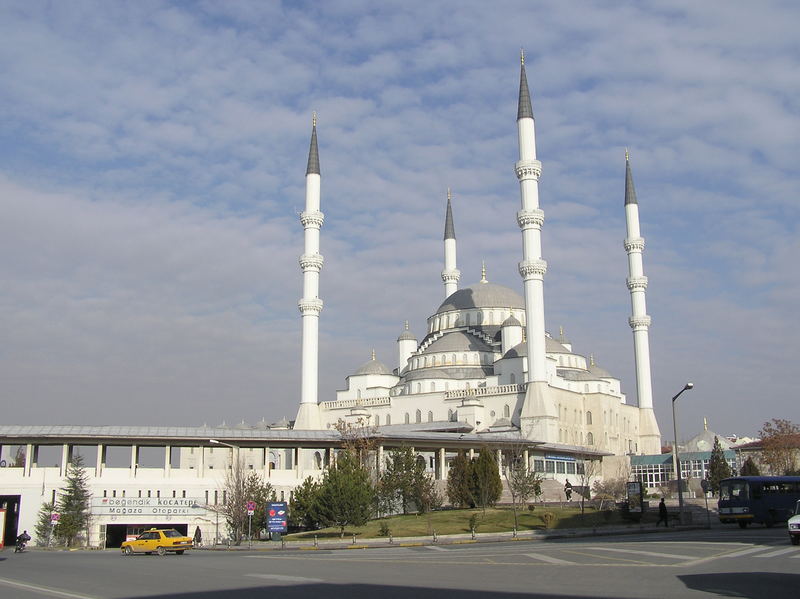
[441, 188, 460, 298]
[623, 151, 661, 453]
[295, 114, 325, 430]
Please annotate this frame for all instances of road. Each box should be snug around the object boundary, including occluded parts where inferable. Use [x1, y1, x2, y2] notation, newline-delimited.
[1, 527, 798, 598]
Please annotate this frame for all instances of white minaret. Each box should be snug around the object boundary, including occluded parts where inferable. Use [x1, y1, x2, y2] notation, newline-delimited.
[295, 114, 324, 430]
[515, 53, 547, 383]
[516, 52, 558, 439]
[441, 188, 460, 298]
[397, 321, 417, 373]
[624, 151, 661, 453]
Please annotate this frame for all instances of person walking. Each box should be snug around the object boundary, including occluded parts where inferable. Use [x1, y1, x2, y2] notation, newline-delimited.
[564, 480, 573, 502]
[657, 497, 669, 527]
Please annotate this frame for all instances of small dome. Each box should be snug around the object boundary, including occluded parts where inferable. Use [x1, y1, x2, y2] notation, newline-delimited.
[588, 363, 613, 378]
[502, 315, 522, 327]
[353, 356, 393, 376]
[398, 330, 417, 342]
[437, 283, 525, 314]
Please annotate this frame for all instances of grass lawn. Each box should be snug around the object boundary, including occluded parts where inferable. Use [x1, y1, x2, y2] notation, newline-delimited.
[287, 505, 652, 540]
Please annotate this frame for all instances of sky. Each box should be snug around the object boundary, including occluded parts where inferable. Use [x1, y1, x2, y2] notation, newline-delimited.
[1, 1, 798, 440]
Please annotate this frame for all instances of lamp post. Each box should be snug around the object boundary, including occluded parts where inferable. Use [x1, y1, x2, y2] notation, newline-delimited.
[671, 382, 694, 524]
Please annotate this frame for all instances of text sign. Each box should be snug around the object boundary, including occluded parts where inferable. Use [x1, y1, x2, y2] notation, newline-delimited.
[91, 497, 206, 516]
[267, 502, 288, 533]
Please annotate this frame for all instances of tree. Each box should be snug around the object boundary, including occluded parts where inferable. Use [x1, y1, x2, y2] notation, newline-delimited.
[34, 501, 56, 547]
[739, 456, 760, 476]
[706, 436, 733, 496]
[378, 446, 439, 515]
[315, 449, 375, 537]
[210, 457, 275, 545]
[504, 449, 541, 529]
[574, 453, 600, 515]
[446, 451, 474, 508]
[55, 455, 91, 547]
[591, 477, 628, 510]
[289, 476, 321, 530]
[471, 447, 502, 513]
[759, 419, 800, 475]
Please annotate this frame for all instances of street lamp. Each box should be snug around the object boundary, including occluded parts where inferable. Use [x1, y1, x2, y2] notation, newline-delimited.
[209, 439, 240, 545]
[671, 382, 694, 524]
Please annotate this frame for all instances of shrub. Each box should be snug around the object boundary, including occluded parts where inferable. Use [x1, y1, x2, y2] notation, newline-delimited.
[541, 511, 557, 529]
[377, 521, 391, 537]
[527, 504, 536, 512]
[468, 513, 480, 532]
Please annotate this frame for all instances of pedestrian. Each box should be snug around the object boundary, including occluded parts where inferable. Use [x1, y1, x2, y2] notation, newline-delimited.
[193, 526, 202, 548]
[657, 497, 669, 527]
[564, 479, 573, 501]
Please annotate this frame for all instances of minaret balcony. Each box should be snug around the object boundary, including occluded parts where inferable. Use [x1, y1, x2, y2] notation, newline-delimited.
[441, 269, 461, 283]
[298, 298, 324, 315]
[517, 209, 545, 230]
[626, 276, 648, 291]
[300, 211, 325, 228]
[624, 237, 645, 252]
[518, 259, 547, 280]
[299, 254, 325, 272]
[628, 315, 652, 330]
[515, 159, 542, 181]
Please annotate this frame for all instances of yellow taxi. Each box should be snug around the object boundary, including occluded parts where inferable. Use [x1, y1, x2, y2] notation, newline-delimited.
[120, 528, 193, 556]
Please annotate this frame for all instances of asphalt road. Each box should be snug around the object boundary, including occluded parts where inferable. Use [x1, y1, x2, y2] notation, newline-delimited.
[2, 527, 798, 598]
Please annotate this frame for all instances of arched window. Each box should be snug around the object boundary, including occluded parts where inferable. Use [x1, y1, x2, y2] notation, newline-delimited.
[404, 413, 410, 424]
[357, 389, 361, 399]
[448, 409, 454, 421]
[503, 404, 510, 418]
[415, 409, 422, 423]
[477, 311, 483, 325]
[415, 383, 421, 393]
[374, 415, 380, 426]
[510, 373, 516, 384]
[424, 357, 429, 367]
[462, 353, 468, 364]
[587, 432, 594, 445]
[584, 384, 589, 392]
[428, 411, 433, 422]
[432, 355, 437, 366]
[386, 414, 391, 425]
[466, 313, 471, 326]
[451, 353, 456, 364]
[314, 452, 322, 469]
[430, 382, 436, 392]
[586, 411, 592, 425]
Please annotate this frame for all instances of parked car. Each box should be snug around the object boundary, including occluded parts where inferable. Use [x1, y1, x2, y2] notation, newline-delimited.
[788, 500, 800, 545]
[121, 528, 193, 556]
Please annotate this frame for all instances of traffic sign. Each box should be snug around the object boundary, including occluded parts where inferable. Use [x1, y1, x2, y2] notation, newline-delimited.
[50, 512, 60, 523]
[246, 500, 256, 516]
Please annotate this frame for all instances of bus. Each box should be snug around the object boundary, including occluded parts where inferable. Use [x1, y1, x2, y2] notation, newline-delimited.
[718, 476, 800, 528]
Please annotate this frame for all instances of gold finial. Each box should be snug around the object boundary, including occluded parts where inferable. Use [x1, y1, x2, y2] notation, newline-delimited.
[312, 111, 317, 127]
[404, 320, 409, 331]
[704, 417, 708, 431]
[371, 348, 376, 361]
[625, 147, 629, 161]
[520, 48, 525, 65]
[480, 261, 487, 283]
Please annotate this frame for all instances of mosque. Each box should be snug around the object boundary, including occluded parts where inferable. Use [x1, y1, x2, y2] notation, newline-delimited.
[295, 55, 662, 460]
[0, 56, 664, 547]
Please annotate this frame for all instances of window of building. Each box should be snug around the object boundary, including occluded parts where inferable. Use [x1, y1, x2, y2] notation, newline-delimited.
[374, 415, 380, 426]
[504, 404, 510, 418]
[556, 462, 566, 474]
[566, 462, 576, 474]
[386, 414, 391, 425]
[545, 461, 555, 473]
[533, 459, 545, 472]
[415, 410, 422, 423]
[510, 373, 516, 384]
[405, 413, 410, 424]
[586, 411, 592, 425]
[430, 382, 436, 392]
[587, 432, 594, 445]
[428, 411, 434, 422]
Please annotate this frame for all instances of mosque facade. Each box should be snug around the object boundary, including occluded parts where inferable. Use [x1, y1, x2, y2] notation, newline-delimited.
[295, 56, 662, 459]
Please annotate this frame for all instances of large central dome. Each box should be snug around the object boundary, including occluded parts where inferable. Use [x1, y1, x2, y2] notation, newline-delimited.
[436, 282, 525, 314]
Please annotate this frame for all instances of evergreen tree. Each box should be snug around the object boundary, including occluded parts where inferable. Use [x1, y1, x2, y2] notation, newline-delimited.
[315, 449, 375, 537]
[739, 456, 761, 476]
[56, 455, 91, 547]
[378, 446, 438, 515]
[289, 476, 321, 529]
[446, 451, 474, 508]
[471, 447, 502, 512]
[707, 436, 733, 496]
[34, 501, 56, 547]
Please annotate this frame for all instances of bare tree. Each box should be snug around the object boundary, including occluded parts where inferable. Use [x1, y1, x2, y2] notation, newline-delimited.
[503, 442, 542, 529]
[208, 457, 274, 545]
[758, 419, 800, 475]
[574, 451, 601, 515]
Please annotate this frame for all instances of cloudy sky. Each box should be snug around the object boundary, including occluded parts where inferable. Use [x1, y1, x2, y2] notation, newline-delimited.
[1, 1, 798, 440]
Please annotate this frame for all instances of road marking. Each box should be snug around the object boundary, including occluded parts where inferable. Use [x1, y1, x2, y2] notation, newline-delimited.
[424, 545, 448, 551]
[718, 546, 771, 559]
[0, 577, 97, 599]
[593, 547, 694, 560]
[247, 574, 323, 584]
[524, 552, 574, 565]
[756, 547, 799, 558]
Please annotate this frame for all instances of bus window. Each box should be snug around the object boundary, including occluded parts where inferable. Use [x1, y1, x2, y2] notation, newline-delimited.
[720, 480, 748, 501]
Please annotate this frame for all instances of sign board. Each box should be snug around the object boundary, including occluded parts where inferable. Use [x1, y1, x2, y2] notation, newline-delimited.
[246, 500, 256, 516]
[50, 512, 61, 523]
[626, 481, 643, 513]
[267, 502, 288, 533]
[545, 454, 576, 462]
[91, 497, 206, 516]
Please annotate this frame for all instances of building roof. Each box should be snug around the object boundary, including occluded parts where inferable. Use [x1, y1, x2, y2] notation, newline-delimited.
[517, 56, 533, 120]
[444, 191, 456, 240]
[683, 428, 732, 453]
[624, 153, 637, 206]
[306, 119, 320, 175]
[437, 283, 525, 314]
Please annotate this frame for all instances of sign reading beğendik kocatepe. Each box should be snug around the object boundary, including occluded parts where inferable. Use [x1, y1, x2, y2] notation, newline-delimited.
[91, 497, 206, 516]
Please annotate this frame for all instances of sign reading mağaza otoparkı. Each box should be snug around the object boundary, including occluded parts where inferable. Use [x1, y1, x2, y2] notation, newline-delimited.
[91, 497, 206, 516]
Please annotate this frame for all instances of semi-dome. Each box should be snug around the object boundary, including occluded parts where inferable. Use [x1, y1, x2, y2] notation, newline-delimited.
[437, 282, 525, 314]
[502, 315, 522, 327]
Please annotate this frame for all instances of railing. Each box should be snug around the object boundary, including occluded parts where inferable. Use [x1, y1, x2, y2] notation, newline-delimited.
[320, 397, 392, 409]
[443, 384, 525, 400]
